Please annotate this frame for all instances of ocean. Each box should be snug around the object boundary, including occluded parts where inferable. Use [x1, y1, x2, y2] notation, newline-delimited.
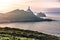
[0, 13, 60, 37]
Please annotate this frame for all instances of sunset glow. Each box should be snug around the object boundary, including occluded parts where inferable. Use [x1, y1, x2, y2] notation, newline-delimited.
[0, 0, 60, 13]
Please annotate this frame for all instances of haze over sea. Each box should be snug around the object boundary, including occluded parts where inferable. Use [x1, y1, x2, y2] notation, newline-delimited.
[0, 12, 60, 37]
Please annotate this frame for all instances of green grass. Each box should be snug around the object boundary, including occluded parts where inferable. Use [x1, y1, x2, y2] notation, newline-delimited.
[0, 27, 59, 40]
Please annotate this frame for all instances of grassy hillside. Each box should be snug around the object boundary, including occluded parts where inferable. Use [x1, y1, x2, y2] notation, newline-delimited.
[0, 27, 59, 40]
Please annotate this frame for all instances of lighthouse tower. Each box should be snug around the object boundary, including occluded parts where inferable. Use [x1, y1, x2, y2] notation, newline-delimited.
[27, 6, 33, 13]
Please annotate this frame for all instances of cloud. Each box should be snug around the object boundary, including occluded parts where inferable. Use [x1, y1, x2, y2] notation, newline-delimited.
[58, 0, 60, 2]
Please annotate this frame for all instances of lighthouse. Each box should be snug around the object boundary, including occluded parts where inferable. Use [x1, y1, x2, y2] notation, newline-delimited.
[27, 6, 33, 13]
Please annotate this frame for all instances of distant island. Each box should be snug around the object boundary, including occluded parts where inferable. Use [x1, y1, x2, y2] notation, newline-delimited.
[0, 7, 54, 23]
[0, 27, 59, 40]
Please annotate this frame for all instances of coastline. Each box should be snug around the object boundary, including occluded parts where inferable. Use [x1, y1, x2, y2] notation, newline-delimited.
[0, 18, 55, 24]
[0, 27, 59, 40]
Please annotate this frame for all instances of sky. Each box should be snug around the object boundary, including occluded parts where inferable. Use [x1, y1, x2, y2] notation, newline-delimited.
[0, 0, 60, 13]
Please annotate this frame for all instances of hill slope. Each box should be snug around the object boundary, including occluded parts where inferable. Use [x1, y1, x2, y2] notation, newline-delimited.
[0, 27, 59, 40]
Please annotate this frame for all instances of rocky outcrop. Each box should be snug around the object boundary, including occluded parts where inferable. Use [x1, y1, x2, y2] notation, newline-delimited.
[0, 9, 42, 22]
[37, 12, 46, 17]
[0, 7, 54, 22]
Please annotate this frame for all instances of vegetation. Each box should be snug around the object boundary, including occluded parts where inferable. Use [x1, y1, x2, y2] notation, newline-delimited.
[0, 27, 59, 40]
